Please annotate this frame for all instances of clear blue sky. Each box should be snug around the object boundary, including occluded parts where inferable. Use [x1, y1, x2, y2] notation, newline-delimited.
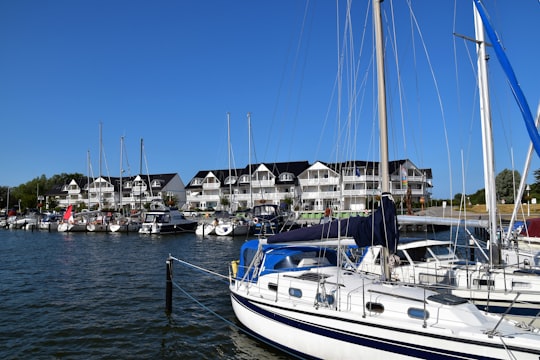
[1, 1, 538, 199]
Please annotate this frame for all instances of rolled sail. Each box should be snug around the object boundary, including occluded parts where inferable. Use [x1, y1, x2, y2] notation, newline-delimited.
[267, 193, 398, 253]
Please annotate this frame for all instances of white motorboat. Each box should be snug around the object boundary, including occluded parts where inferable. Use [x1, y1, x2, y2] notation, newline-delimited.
[215, 218, 250, 237]
[139, 201, 197, 235]
[195, 222, 216, 236]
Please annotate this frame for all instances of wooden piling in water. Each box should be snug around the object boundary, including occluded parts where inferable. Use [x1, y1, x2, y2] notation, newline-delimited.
[165, 257, 173, 313]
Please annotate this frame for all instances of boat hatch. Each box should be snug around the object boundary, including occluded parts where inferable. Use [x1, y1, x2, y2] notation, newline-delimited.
[285, 272, 331, 282]
[427, 293, 468, 305]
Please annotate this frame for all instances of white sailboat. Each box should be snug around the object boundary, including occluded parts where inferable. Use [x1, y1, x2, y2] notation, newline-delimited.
[214, 113, 250, 237]
[374, 1, 540, 322]
[228, 1, 540, 358]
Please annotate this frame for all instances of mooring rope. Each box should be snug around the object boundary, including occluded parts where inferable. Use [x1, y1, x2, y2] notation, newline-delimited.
[168, 256, 308, 359]
[168, 255, 229, 283]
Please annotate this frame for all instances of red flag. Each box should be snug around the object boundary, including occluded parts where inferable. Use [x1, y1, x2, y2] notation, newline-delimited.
[63, 205, 73, 221]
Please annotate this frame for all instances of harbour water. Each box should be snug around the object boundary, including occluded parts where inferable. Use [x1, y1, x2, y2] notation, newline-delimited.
[0, 229, 288, 359]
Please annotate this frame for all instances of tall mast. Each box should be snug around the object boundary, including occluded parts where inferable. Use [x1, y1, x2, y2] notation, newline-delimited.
[119, 136, 123, 213]
[227, 112, 232, 212]
[373, 0, 391, 280]
[139, 138, 143, 210]
[99, 122, 102, 210]
[373, 0, 389, 194]
[474, 4, 499, 265]
[248, 112, 253, 209]
[87, 150, 91, 210]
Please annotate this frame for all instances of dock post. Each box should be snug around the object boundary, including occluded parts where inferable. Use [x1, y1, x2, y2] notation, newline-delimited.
[166, 256, 173, 314]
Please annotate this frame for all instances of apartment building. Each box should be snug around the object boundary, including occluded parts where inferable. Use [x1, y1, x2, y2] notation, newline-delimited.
[44, 173, 186, 211]
[185, 159, 432, 212]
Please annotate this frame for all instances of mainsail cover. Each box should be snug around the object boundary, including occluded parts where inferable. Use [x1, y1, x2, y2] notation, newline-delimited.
[267, 194, 399, 253]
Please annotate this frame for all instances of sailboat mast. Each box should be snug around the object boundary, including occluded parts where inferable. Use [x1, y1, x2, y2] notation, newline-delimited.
[87, 150, 91, 210]
[227, 112, 232, 212]
[139, 138, 143, 210]
[474, 4, 499, 265]
[373, 0, 390, 194]
[99, 122, 102, 210]
[373, 0, 391, 280]
[248, 112, 253, 209]
[119, 136, 123, 213]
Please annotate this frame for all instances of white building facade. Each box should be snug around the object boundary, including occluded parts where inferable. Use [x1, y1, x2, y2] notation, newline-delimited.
[185, 159, 432, 212]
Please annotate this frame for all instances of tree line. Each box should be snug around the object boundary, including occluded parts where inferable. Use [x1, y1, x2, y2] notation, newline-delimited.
[0, 173, 83, 212]
[454, 169, 540, 205]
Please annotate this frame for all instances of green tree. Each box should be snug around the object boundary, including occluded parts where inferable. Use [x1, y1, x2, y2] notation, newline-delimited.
[495, 169, 520, 204]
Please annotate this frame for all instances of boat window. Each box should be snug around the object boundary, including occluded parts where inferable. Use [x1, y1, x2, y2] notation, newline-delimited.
[268, 283, 278, 292]
[407, 247, 430, 262]
[430, 245, 453, 258]
[408, 308, 429, 320]
[289, 288, 302, 298]
[427, 293, 468, 305]
[511, 281, 531, 289]
[145, 214, 156, 222]
[473, 279, 495, 287]
[366, 302, 384, 313]
[395, 250, 411, 265]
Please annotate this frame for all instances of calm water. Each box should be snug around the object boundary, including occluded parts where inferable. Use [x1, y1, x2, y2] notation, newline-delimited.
[0, 229, 288, 359]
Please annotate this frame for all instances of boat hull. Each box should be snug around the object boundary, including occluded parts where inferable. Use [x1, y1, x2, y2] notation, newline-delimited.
[215, 223, 249, 237]
[230, 288, 539, 360]
[139, 222, 197, 234]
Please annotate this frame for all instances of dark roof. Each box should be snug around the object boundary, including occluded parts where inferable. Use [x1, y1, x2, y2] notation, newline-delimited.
[45, 173, 179, 195]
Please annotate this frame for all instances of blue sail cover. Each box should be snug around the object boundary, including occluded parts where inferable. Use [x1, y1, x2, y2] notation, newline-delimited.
[267, 194, 399, 253]
[473, 0, 540, 157]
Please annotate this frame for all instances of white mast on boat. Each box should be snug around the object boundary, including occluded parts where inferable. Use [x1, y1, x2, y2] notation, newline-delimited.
[506, 105, 540, 242]
[119, 136, 124, 213]
[227, 112, 233, 212]
[248, 112, 253, 209]
[474, 4, 499, 265]
[98, 122, 103, 211]
[373, 0, 391, 279]
[87, 150, 91, 210]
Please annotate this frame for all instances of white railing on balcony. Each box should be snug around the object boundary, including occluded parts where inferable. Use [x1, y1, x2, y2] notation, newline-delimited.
[299, 177, 340, 186]
[301, 191, 340, 200]
[250, 179, 275, 188]
[202, 183, 220, 190]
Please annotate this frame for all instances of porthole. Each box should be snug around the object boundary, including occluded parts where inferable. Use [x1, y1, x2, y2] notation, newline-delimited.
[408, 307, 429, 320]
[289, 288, 302, 298]
[366, 302, 384, 313]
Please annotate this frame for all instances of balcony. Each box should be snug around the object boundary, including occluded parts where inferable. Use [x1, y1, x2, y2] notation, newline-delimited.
[250, 179, 275, 188]
[202, 183, 220, 190]
[299, 177, 340, 186]
[301, 191, 340, 200]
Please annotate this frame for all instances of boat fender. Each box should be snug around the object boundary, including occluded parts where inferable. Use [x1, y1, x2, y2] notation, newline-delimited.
[253, 217, 259, 224]
[231, 260, 239, 278]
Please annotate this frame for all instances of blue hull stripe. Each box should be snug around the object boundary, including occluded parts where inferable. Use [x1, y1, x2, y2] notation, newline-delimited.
[231, 292, 536, 359]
